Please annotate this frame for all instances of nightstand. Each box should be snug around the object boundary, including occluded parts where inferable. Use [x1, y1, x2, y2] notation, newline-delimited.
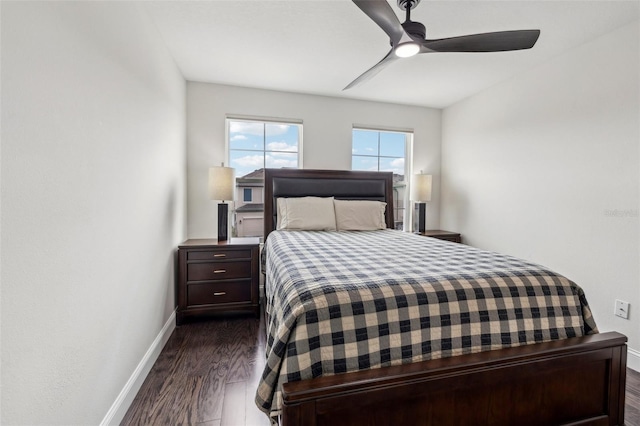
[176, 237, 260, 325]
[417, 230, 462, 243]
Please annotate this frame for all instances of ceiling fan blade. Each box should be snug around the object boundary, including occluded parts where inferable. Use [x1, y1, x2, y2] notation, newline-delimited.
[344, 49, 398, 90]
[352, 0, 407, 45]
[423, 30, 540, 53]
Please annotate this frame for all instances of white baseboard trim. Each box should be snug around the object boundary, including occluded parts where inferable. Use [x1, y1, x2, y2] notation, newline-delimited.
[628, 347, 640, 372]
[100, 310, 177, 426]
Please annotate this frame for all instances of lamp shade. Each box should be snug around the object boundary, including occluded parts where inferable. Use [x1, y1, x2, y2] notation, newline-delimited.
[411, 174, 432, 202]
[208, 166, 235, 201]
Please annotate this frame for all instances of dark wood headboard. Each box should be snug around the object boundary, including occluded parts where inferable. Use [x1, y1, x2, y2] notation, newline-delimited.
[263, 169, 394, 239]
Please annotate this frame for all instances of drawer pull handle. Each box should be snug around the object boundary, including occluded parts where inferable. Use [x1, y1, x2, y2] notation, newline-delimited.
[213, 292, 227, 296]
[213, 269, 226, 274]
[214, 254, 226, 258]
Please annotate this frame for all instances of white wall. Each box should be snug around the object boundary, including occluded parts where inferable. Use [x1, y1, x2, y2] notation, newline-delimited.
[441, 21, 639, 357]
[187, 82, 441, 238]
[1, 2, 186, 424]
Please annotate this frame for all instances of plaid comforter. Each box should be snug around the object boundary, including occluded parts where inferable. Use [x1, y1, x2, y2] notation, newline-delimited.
[256, 230, 598, 419]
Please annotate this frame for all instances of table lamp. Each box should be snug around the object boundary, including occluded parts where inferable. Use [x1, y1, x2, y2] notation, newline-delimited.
[209, 164, 235, 241]
[411, 172, 432, 233]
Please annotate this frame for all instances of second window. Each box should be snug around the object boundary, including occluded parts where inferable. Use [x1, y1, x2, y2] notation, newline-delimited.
[352, 128, 412, 231]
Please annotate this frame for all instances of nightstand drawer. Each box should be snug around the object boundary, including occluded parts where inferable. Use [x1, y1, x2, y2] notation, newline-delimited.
[187, 281, 251, 306]
[437, 235, 461, 242]
[187, 249, 252, 261]
[187, 261, 251, 281]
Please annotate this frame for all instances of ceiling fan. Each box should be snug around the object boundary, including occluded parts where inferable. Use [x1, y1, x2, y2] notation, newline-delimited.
[344, 0, 540, 90]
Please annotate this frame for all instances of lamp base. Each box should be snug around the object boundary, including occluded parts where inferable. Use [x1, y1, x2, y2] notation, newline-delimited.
[218, 202, 228, 241]
[414, 202, 426, 233]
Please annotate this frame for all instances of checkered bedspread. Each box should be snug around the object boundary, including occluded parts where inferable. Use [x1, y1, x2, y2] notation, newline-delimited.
[255, 230, 598, 419]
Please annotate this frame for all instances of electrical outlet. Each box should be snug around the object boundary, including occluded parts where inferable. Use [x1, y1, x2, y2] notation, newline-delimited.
[614, 299, 629, 319]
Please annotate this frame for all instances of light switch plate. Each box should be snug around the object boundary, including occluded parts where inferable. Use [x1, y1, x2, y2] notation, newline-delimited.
[614, 299, 629, 319]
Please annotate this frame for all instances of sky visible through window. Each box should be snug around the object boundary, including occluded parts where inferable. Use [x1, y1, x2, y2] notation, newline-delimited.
[352, 129, 406, 177]
[229, 120, 300, 177]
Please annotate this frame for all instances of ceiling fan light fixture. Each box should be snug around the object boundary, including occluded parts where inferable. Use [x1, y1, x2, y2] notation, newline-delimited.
[345, 0, 540, 90]
[394, 41, 420, 58]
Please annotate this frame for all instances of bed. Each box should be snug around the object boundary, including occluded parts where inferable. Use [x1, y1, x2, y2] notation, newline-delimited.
[256, 168, 627, 426]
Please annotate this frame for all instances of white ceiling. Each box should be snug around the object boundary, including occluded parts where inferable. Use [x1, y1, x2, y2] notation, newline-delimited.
[142, 0, 640, 108]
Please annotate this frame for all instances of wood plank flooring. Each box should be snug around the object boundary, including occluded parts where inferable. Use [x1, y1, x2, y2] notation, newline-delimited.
[628, 369, 640, 425]
[121, 313, 269, 426]
[122, 312, 640, 426]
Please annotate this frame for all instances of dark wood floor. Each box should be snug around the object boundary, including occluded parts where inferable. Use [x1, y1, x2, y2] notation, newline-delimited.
[121, 313, 269, 426]
[122, 312, 640, 426]
[628, 369, 640, 426]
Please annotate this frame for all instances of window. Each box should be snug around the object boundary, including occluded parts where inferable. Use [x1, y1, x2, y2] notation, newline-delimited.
[227, 118, 302, 239]
[243, 188, 252, 202]
[352, 128, 412, 230]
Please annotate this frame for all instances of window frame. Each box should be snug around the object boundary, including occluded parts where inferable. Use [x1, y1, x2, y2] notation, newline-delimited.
[243, 188, 252, 202]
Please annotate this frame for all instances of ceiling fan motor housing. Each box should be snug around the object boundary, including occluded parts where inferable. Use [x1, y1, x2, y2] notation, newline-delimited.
[402, 20, 426, 40]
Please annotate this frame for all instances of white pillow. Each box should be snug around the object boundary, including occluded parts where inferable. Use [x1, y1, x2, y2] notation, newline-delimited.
[333, 199, 387, 231]
[276, 197, 337, 231]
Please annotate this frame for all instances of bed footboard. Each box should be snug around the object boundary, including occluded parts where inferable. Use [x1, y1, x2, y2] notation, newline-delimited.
[282, 332, 627, 426]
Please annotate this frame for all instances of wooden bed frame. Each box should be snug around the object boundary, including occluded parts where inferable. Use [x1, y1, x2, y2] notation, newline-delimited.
[263, 168, 628, 426]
